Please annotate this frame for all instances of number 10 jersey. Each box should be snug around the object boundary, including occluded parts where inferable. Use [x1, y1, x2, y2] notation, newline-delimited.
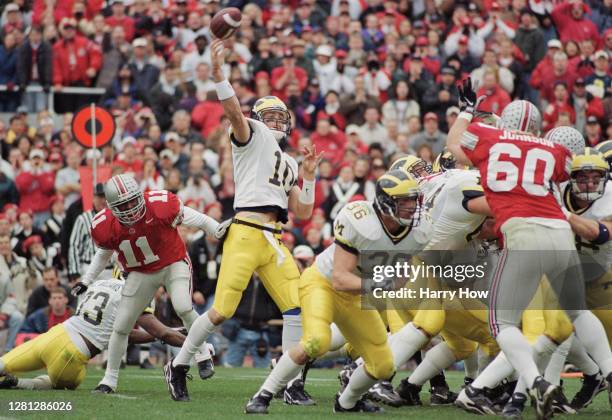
[231, 118, 298, 219]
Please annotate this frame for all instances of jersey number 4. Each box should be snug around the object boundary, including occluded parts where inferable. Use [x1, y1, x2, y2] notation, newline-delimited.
[487, 143, 556, 196]
[119, 236, 160, 268]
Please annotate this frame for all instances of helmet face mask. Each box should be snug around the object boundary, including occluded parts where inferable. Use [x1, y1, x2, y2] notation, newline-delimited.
[374, 170, 422, 227]
[570, 148, 609, 202]
[252, 96, 292, 142]
[105, 175, 146, 225]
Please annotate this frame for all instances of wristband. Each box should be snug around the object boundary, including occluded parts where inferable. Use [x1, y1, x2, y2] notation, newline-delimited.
[592, 222, 610, 245]
[299, 179, 315, 205]
[458, 111, 474, 122]
[215, 79, 235, 101]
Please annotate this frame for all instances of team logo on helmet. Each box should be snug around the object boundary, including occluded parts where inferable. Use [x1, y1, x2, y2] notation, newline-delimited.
[544, 126, 586, 156]
[374, 169, 422, 227]
[251, 96, 292, 142]
[105, 174, 146, 225]
[432, 149, 469, 172]
[570, 148, 608, 202]
[500, 100, 542, 135]
[389, 155, 432, 178]
[594, 140, 612, 177]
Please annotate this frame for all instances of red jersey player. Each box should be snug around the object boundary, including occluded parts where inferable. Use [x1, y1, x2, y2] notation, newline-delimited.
[71, 174, 224, 393]
[447, 79, 612, 420]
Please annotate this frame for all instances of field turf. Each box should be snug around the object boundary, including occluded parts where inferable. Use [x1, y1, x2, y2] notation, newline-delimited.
[0, 367, 609, 419]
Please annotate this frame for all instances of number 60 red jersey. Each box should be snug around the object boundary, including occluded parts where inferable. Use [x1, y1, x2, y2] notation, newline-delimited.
[460, 122, 572, 235]
[91, 190, 187, 273]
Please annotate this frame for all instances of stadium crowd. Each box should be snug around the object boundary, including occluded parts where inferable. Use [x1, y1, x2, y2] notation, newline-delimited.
[0, 0, 611, 364]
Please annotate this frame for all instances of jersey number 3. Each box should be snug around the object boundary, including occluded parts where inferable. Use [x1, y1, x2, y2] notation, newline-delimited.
[118, 236, 160, 268]
[487, 143, 555, 196]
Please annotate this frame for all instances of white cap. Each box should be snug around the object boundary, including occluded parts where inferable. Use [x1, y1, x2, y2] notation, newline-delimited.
[293, 245, 315, 260]
[132, 37, 147, 48]
[29, 149, 44, 159]
[315, 45, 333, 57]
[594, 50, 609, 60]
[5, 3, 19, 12]
[346, 124, 360, 135]
[85, 149, 102, 160]
[446, 106, 460, 117]
[547, 39, 562, 49]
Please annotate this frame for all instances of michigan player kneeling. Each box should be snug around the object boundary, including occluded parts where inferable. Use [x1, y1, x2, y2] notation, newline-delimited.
[0, 279, 188, 391]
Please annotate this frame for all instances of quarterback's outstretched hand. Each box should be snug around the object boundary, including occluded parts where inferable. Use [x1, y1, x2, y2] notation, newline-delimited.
[71, 282, 88, 297]
[457, 77, 485, 114]
[301, 145, 324, 181]
[214, 218, 233, 240]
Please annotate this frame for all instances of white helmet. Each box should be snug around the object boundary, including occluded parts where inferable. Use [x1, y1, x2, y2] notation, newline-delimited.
[544, 126, 585, 156]
[500, 100, 542, 135]
[104, 174, 146, 225]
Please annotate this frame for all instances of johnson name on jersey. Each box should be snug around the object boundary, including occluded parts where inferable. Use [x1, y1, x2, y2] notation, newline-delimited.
[315, 201, 433, 280]
[91, 190, 187, 273]
[64, 279, 123, 352]
[231, 118, 298, 215]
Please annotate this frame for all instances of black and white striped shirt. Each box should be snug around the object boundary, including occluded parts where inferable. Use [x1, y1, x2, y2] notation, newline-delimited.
[68, 210, 96, 277]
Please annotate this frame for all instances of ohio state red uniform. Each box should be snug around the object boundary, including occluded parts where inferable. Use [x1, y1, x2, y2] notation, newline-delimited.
[91, 190, 186, 273]
[460, 122, 572, 235]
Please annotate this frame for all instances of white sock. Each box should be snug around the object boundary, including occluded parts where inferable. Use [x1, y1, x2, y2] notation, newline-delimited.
[496, 327, 540, 387]
[17, 375, 53, 390]
[194, 342, 213, 363]
[533, 335, 558, 373]
[573, 311, 612, 377]
[478, 350, 495, 375]
[568, 336, 600, 376]
[100, 331, 129, 389]
[464, 350, 479, 379]
[390, 323, 429, 368]
[282, 314, 302, 352]
[338, 364, 377, 409]
[174, 312, 216, 367]
[472, 351, 515, 389]
[0, 359, 4, 373]
[259, 352, 303, 395]
[515, 375, 528, 395]
[329, 323, 346, 350]
[545, 335, 572, 385]
[409, 342, 456, 386]
[319, 347, 348, 361]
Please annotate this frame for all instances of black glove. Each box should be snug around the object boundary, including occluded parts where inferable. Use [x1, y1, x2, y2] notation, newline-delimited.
[71, 282, 88, 296]
[457, 77, 479, 113]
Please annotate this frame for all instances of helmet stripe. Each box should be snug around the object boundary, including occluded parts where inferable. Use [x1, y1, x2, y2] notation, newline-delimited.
[520, 101, 530, 132]
[114, 176, 127, 195]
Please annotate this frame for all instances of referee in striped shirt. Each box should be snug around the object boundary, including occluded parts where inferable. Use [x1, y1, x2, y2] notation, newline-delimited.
[68, 183, 112, 282]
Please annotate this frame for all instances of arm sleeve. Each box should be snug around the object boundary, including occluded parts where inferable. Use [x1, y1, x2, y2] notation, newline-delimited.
[182, 206, 220, 236]
[81, 248, 114, 285]
[460, 123, 496, 166]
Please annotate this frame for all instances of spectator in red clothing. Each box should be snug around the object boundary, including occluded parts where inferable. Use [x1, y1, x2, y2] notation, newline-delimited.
[105, 0, 135, 41]
[571, 39, 597, 79]
[543, 82, 577, 131]
[114, 137, 143, 177]
[52, 17, 102, 112]
[310, 117, 346, 166]
[571, 77, 605, 133]
[191, 90, 225, 140]
[15, 149, 55, 228]
[317, 90, 346, 131]
[585, 115, 604, 146]
[271, 50, 308, 102]
[530, 39, 563, 96]
[477, 71, 512, 115]
[551, 0, 599, 44]
[531, 51, 576, 105]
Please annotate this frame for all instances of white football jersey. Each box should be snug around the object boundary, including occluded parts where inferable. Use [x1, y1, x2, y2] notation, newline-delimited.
[562, 183, 612, 281]
[231, 118, 298, 214]
[64, 279, 123, 351]
[421, 170, 487, 251]
[315, 201, 433, 280]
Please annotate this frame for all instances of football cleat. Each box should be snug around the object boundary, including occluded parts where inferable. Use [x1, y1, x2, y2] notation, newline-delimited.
[197, 358, 215, 380]
[333, 393, 384, 413]
[455, 385, 498, 415]
[502, 392, 527, 419]
[430, 385, 458, 405]
[0, 374, 18, 389]
[607, 372, 612, 408]
[395, 379, 422, 406]
[92, 384, 115, 394]
[552, 386, 576, 414]
[570, 372, 607, 410]
[530, 376, 557, 420]
[463, 377, 474, 388]
[245, 390, 274, 414]
[490, 380, 517, 412]
[338, 362, 357, 393]
[366, 381, 405, 408]
[163, 359, 190, 402]
[284, 379, 315, 406]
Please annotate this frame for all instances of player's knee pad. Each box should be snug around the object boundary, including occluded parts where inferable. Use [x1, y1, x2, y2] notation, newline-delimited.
[364, 347, 395, 380]
[301, 330, 331, 359]
[543, 310, 573, 344]
[413, 309, 445, 337]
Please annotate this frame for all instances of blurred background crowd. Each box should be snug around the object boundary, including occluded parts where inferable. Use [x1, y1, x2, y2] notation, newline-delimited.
[0, 0, 611, 368]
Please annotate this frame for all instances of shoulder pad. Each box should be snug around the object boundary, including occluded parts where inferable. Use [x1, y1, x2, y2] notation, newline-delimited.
[335, 201, 382, 246]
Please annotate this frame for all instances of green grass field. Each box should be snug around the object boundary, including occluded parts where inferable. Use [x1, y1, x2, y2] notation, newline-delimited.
[0, 367, 609, 419]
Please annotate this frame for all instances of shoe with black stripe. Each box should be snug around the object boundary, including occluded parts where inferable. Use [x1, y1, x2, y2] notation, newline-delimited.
[245, 390, 274, 414]
[334, 393, 384, 413]
[570, 372, 606, 410]
[366, 381, 405, 407]
[455, 385, 498, 415]
[502, 392, 527, 419]
[530, 376, 556, 420]
[163, 358, 190, 402]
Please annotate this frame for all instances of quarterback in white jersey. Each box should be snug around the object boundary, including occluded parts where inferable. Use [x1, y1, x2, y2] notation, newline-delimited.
[0, 279, 189, 391]
[166, 37, 322, 404]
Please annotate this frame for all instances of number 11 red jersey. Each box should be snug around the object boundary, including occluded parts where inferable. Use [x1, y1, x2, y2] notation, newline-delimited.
[91, 190, 187, 273]
[460, 122, 572, 234]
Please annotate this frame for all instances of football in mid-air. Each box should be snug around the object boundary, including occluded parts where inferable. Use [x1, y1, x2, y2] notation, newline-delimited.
[210, 7, 242, 39]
